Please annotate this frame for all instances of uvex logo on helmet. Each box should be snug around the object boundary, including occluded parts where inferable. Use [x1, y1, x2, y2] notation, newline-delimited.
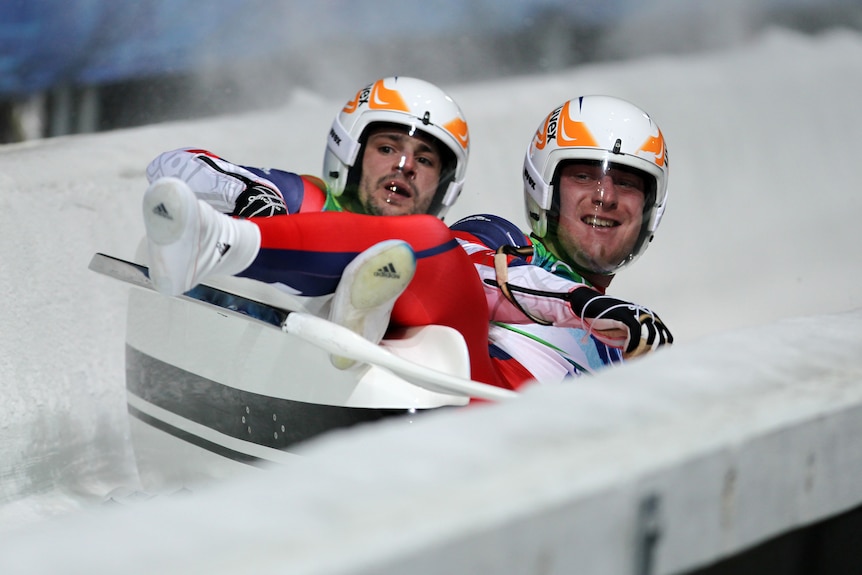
[523, 166, 536, 191]
[533, 105, 561, 150]
[342, 79, 410, 115]
[534, 101, 600, 152]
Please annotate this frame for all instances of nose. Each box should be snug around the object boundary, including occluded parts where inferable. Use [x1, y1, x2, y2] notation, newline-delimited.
[394, 153, 416, 177]
[592, 176, 618, 208]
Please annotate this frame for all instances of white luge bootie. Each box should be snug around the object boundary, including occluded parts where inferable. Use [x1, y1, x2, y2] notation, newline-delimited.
[143, 177, 261, 296]
[329, 240, 416, 370]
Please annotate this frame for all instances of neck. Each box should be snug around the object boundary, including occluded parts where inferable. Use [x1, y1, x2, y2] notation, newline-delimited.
[582, 271, 613, 292]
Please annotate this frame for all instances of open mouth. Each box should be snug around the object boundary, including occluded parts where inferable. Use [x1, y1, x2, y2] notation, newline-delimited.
[383, 179, 413, 199]
[582, 215, 619, 228]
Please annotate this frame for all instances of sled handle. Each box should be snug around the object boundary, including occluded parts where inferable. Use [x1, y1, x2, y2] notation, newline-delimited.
[282, 313, 517, 402]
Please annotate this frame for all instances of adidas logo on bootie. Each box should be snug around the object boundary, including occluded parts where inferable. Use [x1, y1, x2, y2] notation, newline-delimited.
[152, 202, 172, 220]
[374, 263, 401, 279]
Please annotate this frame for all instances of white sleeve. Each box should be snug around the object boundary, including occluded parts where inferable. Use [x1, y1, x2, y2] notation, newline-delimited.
[479, 263, 589, 325]
[457, 235, 631, 350]
[146, 148, 279, 214]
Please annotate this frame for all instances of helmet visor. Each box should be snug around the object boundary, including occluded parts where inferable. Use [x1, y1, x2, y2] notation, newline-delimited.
[549, 159, 655, 274]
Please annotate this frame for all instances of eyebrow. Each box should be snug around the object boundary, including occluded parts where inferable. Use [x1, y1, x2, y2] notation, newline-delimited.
[369, 132, 439, 156]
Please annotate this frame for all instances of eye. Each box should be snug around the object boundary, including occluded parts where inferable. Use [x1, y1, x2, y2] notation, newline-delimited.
[416, 155, 436, 168]
[570, 170, 598, 184]
[614, 176, 644, 191]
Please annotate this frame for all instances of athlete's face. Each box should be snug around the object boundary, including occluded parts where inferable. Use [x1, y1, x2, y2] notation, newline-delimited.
[555, 161, 646, 273]
[356, 127, 443, 216]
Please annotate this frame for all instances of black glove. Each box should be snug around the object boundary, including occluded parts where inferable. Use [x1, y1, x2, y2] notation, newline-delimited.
[567, 287, 673, 357]
[232, 184, 287, 218]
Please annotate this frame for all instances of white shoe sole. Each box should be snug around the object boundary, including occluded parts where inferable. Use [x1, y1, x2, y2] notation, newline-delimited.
[142, 177, 200, 295]
[348, 241, 416, 310]
[330, 240, 416, 369]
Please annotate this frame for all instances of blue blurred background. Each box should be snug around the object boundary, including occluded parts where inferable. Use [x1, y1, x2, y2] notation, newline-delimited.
[1, 0, 859, 142]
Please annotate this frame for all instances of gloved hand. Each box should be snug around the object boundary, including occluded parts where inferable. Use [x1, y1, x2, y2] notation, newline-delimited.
[232, 183, 287, 218]
[567, 287, 673, 358]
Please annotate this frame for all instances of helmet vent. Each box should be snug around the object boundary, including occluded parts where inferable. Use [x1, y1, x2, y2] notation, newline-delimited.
[613, 138, 622, 154]
[422, 111, 431, 125]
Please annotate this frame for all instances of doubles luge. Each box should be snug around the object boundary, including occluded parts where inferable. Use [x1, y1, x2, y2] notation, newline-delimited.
[89, 252, 514, 491]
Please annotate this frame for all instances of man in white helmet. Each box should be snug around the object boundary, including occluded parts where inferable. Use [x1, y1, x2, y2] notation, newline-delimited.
[143, 76, 502, 383]
[147, 76, 470, 220]
[449, 95, 673, 389]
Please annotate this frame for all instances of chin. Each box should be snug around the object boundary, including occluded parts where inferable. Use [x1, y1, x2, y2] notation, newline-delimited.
[377, 205, 410, 217]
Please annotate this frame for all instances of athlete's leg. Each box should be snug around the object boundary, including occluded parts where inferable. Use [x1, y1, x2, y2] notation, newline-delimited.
[390, 229, 503, 388]
[245, 212, 503, 387]
[143, 177, 260, 296]
[328, 239, 416, 370]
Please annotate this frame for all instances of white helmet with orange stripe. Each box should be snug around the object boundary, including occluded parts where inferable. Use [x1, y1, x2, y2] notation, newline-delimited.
[323, 76, 470, 219]
[523, 95, 669, 274]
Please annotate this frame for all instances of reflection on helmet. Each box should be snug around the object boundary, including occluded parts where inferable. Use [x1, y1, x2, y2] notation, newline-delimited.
[323, 76, 470, 219]
[523, 95, 669, 274]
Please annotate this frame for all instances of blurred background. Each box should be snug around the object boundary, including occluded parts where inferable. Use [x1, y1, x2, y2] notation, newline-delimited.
[2, 0, 860, 143]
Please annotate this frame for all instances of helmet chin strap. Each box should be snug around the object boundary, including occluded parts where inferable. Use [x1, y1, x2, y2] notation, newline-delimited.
[493, 245, 552, 326]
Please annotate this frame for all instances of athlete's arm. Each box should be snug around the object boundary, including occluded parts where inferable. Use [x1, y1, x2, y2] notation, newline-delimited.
[145, 148, 304, 216]
[451, 214, 594, 326]
[451, 214, 672, 353]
